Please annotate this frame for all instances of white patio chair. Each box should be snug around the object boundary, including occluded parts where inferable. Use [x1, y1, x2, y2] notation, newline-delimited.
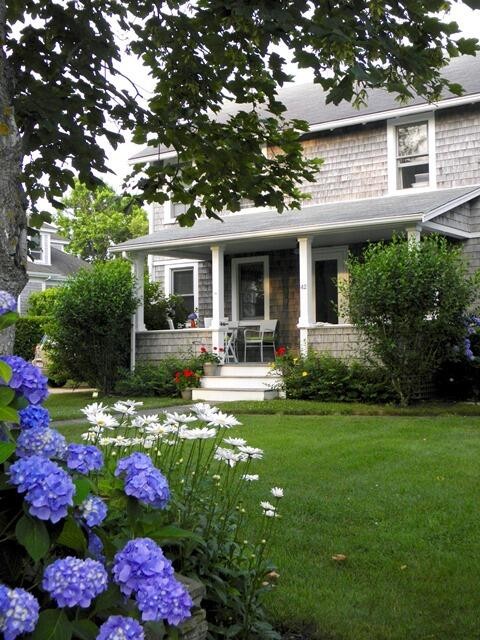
[167, 317, 175, 330]
[224, 322, 239, 363]
[243, 319, 278, 362]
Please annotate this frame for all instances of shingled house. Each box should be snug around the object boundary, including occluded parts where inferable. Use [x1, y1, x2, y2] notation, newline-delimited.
[18, 223, 87, 314]
[112, 56, 480, 387]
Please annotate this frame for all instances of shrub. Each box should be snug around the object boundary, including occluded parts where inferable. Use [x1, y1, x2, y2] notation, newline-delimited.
[144, 278, 188, 330]
[26, 287, 61, 317]
[274, 349, 395, 403]
[13, 315, 45, 360]
[342, 235, 479, 405]
[115, 356, 203, 397]
[50, 259, 137, 394]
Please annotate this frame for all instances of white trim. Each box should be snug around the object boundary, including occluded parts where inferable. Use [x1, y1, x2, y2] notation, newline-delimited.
[164, 260, 199, 311]
[421, 221, 471, 239]
[312, 245, 348, 324]
[422, 186, 480, 221]
[387, 112, 436, 194]
[231, 255, 270, 322]
[29, 232, 51, 266]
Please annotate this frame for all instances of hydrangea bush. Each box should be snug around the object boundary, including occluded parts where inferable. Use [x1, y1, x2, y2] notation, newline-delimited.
[0, 292, 283, 640]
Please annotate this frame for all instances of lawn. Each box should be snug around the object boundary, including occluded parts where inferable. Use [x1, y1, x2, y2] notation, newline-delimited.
[57, 409, 480, 639]
[44, 392, 187, 421]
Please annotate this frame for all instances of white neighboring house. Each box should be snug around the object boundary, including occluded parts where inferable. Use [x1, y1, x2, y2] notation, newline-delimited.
[18, 222, 88, 314]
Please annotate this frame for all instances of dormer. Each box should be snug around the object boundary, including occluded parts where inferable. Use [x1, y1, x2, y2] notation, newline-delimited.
[28, 222, 59, 266]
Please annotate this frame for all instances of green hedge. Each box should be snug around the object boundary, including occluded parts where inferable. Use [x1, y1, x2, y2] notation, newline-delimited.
[13, 316, 45, 361]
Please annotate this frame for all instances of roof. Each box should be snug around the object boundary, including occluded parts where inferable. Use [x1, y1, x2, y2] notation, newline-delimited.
[111, 185, 480, 255]
[50, 233, 69, 244]
[27, 248, 88, 277]
[130, 55, 480, 162]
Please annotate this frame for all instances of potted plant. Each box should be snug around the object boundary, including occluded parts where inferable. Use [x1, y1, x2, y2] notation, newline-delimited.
[173, 368, 201, 399]
[187, 311, 198, 328]
[199, 345, 223, 376]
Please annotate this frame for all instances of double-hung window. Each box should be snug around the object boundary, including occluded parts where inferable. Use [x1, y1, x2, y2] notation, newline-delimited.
[388, 113, 436, 192]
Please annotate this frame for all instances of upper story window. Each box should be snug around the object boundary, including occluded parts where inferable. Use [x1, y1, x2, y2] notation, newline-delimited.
[29, 232, 50, 265]
[164, 200, 187, 224]
[387, 113, 436, 193]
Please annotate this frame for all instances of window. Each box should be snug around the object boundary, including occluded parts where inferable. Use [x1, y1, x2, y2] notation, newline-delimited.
[312, 247, 348, 324]
[164, 200, 187, 224]
[171, 268, 195, 315]
[387, 113, 436, 193]
[232, 256, 269, 321]
[29, 232, 49, 264]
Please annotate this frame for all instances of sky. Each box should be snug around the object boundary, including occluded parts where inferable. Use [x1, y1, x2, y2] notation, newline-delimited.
[102, 3, 480, 193]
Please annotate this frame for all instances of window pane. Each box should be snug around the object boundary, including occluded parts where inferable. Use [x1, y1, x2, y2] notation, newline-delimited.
[397, 123, 428, 158]
[30, 233, 43, 261]
[172, 202, 187, 217]
[239, 262, 264, 320]
[172, 269, 193, 296]
[315, 260, 338, 323]
[398, 163, 429, 189]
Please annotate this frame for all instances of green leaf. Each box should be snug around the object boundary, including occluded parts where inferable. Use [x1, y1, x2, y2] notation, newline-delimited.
[70, 619, 98, 640]
[146, 525, 202, 543]
[0, 360, 12, 383]
[0, 405, 19, 423]
[0, 387, 15, 407]
[57, 516, 86, 553]
[73, 477, 92, 505]
[93, 583, 123, 615]
[15, 514, 50, 561]
[32, 609, 72, 640]
[0, 312, 18, 332]
[0, 441, 16, 463]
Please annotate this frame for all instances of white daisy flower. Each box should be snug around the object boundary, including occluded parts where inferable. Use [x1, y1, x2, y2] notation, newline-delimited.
[224, 437, 247, 447]
[81, 402, 108, 419]
[242, 474, 259, 482]
[237, 445, 263, 459]
[81, 431, 97, 442]
[271, 487, 284, 498]
[123, 399, 144, 409]
[260, 501, 276, 512]
[192, 403, 220, 421]
[165, 412, 197, 424]
[208, 411, 242, 429]
[264, 509, 278, 518]
[112, 401, 137, 416]
[214, 447, 243, 467]
[143, 424, 168, 437]
[180, 427, 217, 440]
[87, 411, 119, 430]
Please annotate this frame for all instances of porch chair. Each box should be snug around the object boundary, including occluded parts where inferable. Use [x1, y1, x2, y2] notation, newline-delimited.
[224, 322, 239, 363]
[243, 319, 278, 363]
[167, 317, 175, 330]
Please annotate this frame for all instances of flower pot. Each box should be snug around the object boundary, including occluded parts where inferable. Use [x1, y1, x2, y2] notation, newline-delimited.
[203, 363, 219, 376]
[181, 388, 192, 400]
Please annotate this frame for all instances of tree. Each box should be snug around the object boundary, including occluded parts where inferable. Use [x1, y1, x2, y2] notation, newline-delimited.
[343, 235, 479, 405]
[1, 0, 478, 353]
[55, 181, 148, 262]
[49, 259, 137, 394]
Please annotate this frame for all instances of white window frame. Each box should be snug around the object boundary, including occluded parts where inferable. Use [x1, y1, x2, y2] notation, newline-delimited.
[387, 112, 436, 194]
[164, 199, 188, 225]
[164, 260, 199, 311]
[312, 246, 348, 325]
[231, 255, 270, 323]
[29, 232, 50, 265]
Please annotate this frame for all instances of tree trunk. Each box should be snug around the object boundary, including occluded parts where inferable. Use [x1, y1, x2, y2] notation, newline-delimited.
[0, 0, 28, 354]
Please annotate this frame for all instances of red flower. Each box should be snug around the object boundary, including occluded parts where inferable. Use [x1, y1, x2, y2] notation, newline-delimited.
[183, 369, 194, 377]
[218, 347, 224, 352]
[200, 346, 207, 353]
[275, 346, 287, 357]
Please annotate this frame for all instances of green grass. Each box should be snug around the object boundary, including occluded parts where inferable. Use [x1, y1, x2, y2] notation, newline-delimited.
[57, 411, 480, 639]
[219, 398, 480, 416]
[45, 392, 186, 421]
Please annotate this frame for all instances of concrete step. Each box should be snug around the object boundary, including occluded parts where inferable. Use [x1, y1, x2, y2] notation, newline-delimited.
[219, 364, 274, 377]
[200, 375, 280, 390]
[192, 387, 279, 402]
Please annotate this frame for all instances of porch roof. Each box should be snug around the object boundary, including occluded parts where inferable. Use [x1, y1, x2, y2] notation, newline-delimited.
[111, 185, 480, 257]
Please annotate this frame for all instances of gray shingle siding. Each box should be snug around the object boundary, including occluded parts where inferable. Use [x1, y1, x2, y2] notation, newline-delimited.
[436, 105, 480, 189]
[18, 279, 43, 315]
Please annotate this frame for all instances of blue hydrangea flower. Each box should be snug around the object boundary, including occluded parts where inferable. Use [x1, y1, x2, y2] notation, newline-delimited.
[0, 356, 48, 404]
[97, 615, 145, 640]
[115, 452, 154, 478]
[80, 495, 107, 527]
[9, 455, 74, 523]
[464, 337, 475, 361]
[0, 291, 17, 316]
[16, 426, 66, 459]
[0, 584, 39, 640]
[137, 576, 193, 626]
[112, 538, 174, 597]
[124, 466, 170, 509]
[18, 404, 50, 430]
[42, 557, 108, 608]
[66, 444, 103, 474]
[87, 532, 105, 561]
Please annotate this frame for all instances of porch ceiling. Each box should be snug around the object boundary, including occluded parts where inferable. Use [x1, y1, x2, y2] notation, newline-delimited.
[111, 184, 480, 259]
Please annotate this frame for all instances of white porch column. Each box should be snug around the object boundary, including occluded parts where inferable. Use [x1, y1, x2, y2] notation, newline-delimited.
[297, 236, 314, 356]
[211, 245, 225, 355]
[406, 225, 421, 244]
[132, 252, 146, 332]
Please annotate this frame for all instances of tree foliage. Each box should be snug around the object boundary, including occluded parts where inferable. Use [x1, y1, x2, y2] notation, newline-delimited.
[55, 181, 148, 262]
[49, 259, 137, 394]
[343, 235, 479, 405]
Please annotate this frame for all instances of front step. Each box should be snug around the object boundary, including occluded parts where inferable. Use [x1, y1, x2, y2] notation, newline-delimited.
[192, 388, 279, 401]
[219, 364, 274, 377]
[201, 375, 280, 390]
